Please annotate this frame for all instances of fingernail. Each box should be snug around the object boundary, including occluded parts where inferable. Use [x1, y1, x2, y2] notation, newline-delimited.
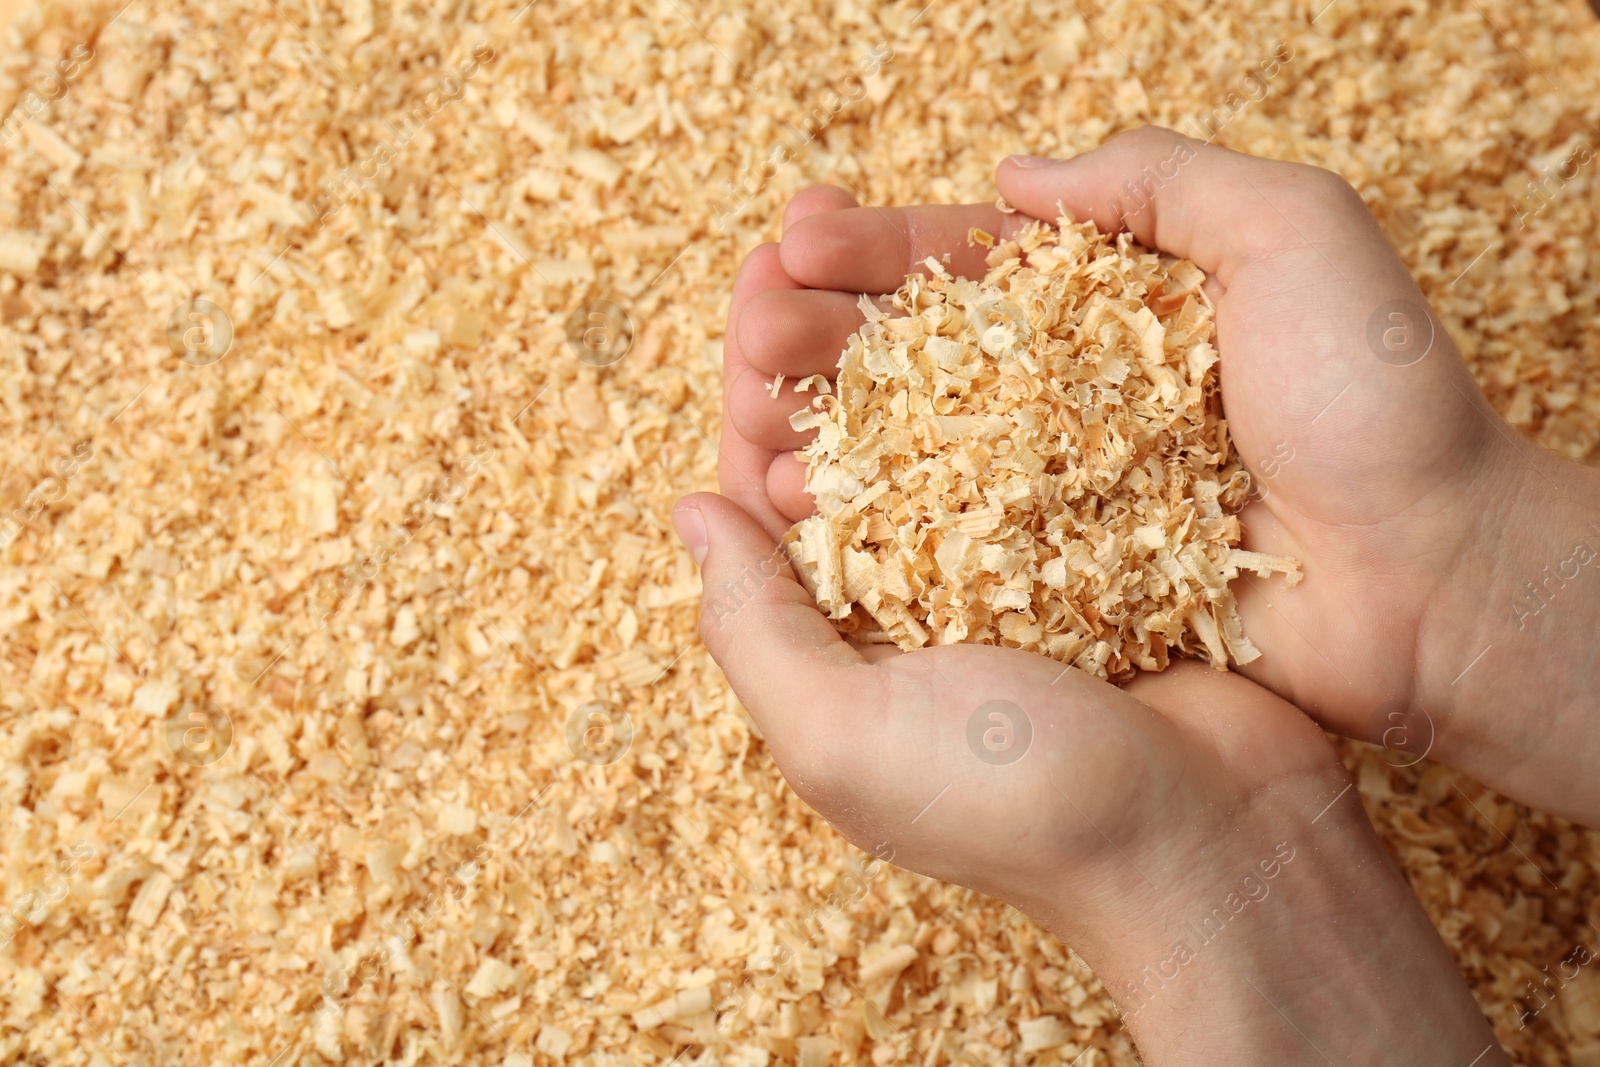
[1006, 155, 1063, 169]
[672, 506, 708, 566]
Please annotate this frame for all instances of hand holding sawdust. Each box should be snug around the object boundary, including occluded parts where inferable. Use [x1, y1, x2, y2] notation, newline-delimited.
[676, 127, 1522, 1065]
[711, 125, 1600, 827]
[781, 211, 1300, 682]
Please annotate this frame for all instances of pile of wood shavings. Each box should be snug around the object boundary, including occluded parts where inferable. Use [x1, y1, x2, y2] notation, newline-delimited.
[3, 0, 1600, 1063]
[786, 217, 1298, 681]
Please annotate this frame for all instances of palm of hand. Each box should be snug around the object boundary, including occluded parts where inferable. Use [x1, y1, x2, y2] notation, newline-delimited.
[1196, 194, 1505, 728]
[869, 645, 1332, 876]
[716, 606, 1340, 952]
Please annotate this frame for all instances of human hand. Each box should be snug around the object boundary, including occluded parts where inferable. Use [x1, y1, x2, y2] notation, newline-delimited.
[670, 491, 1507, 1064]
[991, 129, 1600, 826]
[696, 165, 1511, 1057]
[720, 125, 1600, 826]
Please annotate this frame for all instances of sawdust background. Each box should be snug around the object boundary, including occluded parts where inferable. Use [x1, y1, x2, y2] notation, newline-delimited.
[1, 0, 1599, 1064]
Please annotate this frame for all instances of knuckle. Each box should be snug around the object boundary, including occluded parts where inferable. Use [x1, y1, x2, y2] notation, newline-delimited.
[737, 288, 782, 343]
[782, 766, 836, 813]
[1273, 161, 1364, 212]
[724, 369, 767, 442]
[750, 239, 782, 260]
[696, 599, 723, 649]
[735, 241, 782, 283]
[1303, 162, 1356, 198]
[1116, 124, 1183, 153]
[790, 183, 839, 207]
[1233, 162, 1372, 258]
[766, 670, 883, 815]
[777, 744, 857, 815]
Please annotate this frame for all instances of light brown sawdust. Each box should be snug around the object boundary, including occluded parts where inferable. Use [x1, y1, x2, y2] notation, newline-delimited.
[786, 216, 1297, 681]
[0, 0, 1597, 1065]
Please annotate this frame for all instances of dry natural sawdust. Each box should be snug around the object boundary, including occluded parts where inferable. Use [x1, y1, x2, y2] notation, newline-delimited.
[786, 216, 1297, 681]
[1, 0, 1599, 1065]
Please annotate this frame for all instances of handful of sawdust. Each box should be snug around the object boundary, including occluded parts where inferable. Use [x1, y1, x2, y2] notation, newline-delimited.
[783, 214, 1300, 682]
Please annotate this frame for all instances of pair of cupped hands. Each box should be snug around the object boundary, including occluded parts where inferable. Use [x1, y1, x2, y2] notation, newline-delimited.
[671, 128, 1600, 1064]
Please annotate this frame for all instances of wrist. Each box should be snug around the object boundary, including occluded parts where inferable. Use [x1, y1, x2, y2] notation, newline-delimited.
[1034, 773, 1506, 1065]
[1415, 428, 1600, 824]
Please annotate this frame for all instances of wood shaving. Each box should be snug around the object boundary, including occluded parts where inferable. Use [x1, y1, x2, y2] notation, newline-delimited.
[787, 217, 1298, 681]
[0, 0, 1597, 1064]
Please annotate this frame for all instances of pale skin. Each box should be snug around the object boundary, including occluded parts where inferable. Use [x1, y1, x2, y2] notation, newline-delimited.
[673, 126, 1600, 1063]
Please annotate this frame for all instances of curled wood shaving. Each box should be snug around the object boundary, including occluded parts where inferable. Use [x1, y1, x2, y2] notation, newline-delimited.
[786, 215, 1298, 681]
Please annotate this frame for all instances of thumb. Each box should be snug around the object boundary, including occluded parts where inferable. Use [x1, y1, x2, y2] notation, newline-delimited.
[996, 126, 1411, 294]
[671, 492, 866, 750]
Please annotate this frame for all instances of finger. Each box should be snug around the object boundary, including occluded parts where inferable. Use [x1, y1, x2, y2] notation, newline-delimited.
[995, 126, 1413, 292]
[729, 365, 823, 452]
[721, 243, 805, 539]
[765, 451, 812, 522]
[738, 288, 870, 378]
[780, 202, 1034, 294]
[784, 184, 859, 231]
[672, 492, 868, 752]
